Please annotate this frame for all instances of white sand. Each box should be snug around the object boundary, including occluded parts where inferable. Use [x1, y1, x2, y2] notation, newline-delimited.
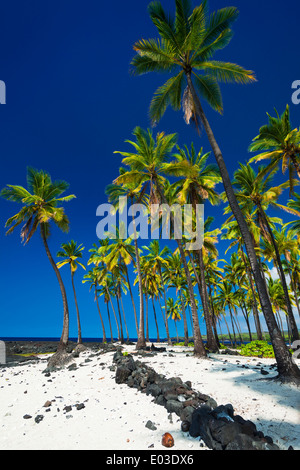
[0, 343, 299, 451]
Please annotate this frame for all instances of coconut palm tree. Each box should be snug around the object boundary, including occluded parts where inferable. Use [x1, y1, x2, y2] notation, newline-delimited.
[0, 167, 75, 363]
[97, 274, 115, 343]
[249, 105, 300, 190]
[129, 1, 300, 380]
[163, 143, 221, 351]
[164, 251, 189, 345]
[105, 178, 149, 348]
[101, 224, 139, 337]
[221, 216, 264, 341]
[56, 240, 86, 345]
[143, 240, 172, 344]
[230, 163, 299, 342]
[87, 240, 122, 341]
[166, 297, 182, 343]
[114, 126, 207, 356]
[82, 267, 107, 343]
[215, 278, 241, 346]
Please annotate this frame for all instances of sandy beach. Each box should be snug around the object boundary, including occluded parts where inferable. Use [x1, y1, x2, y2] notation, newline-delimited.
[0, 342, 299, 451]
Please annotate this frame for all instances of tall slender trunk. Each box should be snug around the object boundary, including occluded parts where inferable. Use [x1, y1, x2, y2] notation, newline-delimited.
[152, 297, 160, 342]
[125, 265, 139, 336]
[131, 208, 146, 350]
[106, 285, 120, 341]
[95, 288, 107, 343]
[71, 271, 82, 344]
[106, 303, 114, 343]
[155, 179, 206, 357]
[40, 224, 69, 351]
[115, 294, 124, 343]
[197, 250, 218, 351]
[179, 289, 189, 346]
[186, 71, 300, 379]
[120, 294, 129, 342]
[159, 266, 172, 345]
[208, 284, 221, 348]
[240, 247, 263, 340]
[175, 320, 179, 343]
[259, 207, 299, 343]
[145, 292, 149, 342]
[176, 239, 207, 357]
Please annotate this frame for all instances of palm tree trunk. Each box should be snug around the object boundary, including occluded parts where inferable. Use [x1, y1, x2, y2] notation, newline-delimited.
[95, 288, 107, 343]
[185, 72, 300, 380]
[40, 224, 69, 351]
[131, 209, 146, 350]
[196, 249, 218, 351]
[259, 207, 299, 343]
[116, 295, 124, 344]
[71, 271, 82, 344]
[240, 247, 263, 340]
[155, 179, 206, 357]
[120, 294, 130, 342]
[158, 266, 172, 345]
[176, 239, 207, 357]
[106, 286, 120, 341]
[175, 320, 179, 343]
[179, 289, 189, 346]
[152, 297, 160, 342]
[106, 303, 114, 343]
[125, 265, 139, 336]
[145, 292, 150, 342]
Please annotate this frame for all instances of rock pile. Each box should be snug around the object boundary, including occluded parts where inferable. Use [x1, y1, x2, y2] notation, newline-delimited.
[113, 348, 280, 451]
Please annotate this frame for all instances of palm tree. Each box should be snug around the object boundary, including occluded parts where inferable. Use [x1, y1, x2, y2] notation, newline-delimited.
[220, 217, 264, 340]
[129, 1, 300, 379]
[1, 167, 75, 362]
[97, 274, 115, 343]
[215, 279, 241, 346]
[165, 251, 189, 345]
[82, 268, 107, 342]
[102, 224, 139, 337]
[105, 180, 149, 348]
[163, 143, 221, 351]
[230, 163, 299, 342]
[166, 297, 182, 343]
[249, 105, 300, 190]
[56, 240, 86, 345]
[87, 240, 122, 341]
[143, 240, 172, 344]
[114, 126, 207, 357]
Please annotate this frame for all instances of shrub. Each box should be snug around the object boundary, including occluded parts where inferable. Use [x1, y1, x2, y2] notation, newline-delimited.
[240, 340, 275, 358]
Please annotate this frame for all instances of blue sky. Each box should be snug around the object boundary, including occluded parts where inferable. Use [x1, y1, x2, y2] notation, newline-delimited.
[0, 0, 299, 340]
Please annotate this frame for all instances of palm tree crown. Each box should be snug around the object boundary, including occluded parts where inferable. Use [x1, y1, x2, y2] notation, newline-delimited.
[1, 167, 75, 243]
[131, 0, 256, 125]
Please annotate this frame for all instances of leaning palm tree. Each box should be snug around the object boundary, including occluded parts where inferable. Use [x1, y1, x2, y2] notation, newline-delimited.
[1, 167, 75, 364]
[56, 240, 86, 345]
[130, 1, 300, 380]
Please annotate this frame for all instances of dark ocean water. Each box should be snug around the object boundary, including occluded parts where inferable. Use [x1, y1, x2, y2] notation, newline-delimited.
[0, 336, 239, 345]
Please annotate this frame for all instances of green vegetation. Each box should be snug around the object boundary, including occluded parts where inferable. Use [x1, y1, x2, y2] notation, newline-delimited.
[240, 341, 275, 359]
